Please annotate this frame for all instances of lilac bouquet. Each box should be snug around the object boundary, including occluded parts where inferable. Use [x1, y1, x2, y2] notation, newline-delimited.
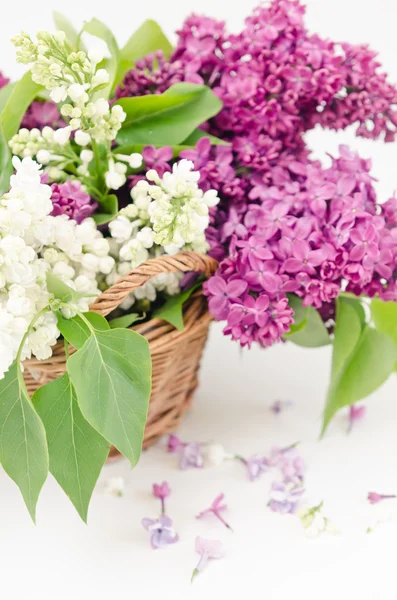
[1, 0, 397, 522]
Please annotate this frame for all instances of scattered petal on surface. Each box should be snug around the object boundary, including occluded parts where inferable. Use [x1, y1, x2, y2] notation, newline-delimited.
[103, 477, 125, 497]
[191, 536, 225, 583]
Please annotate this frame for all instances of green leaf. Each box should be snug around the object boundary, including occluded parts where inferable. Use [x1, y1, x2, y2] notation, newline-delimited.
[92, 194, 118, 225]
[371, 299, 397, 370]
[115, 20, 172, 89]
[0, 362, 48, 521]
[116, 133, 227, 159]
[0, 83, 15, 114]
[182, 129, 228, 146]
[330, 298, 362, 378]
[67, 328, 152, 465]
[83, 19, 119, 98]
[57, 311, 109, 349]
[46, 272, 85, 304]
[0, 123, 13, 195]
[109, 312, 145, 329]
[153, 283, 202, 331]
[285, 295, 330, 347]
[116, 83, 222, 147]
[0, 72, 43, 141]
[34, 373, 109, 522]
[53, 12, 79, 49]
[322, 324, 396, 434]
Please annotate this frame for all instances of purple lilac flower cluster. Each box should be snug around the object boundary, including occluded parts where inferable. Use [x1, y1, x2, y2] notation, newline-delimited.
[117, 0, 397, 349]
[50, 180, 98, 224]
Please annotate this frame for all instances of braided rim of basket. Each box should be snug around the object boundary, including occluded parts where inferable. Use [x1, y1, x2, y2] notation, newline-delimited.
[90, 250, 218, 316]
[24, 251, 218, 372]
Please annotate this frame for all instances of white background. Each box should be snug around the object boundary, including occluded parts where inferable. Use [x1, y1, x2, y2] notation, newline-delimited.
[1, 1, 397, 599]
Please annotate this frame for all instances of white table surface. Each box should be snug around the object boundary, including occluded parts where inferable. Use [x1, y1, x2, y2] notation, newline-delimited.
[1, 0, 397, 598]
[1, 323, 397, 600]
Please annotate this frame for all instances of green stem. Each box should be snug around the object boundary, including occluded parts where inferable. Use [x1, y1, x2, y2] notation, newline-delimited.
[77, 311, 96, 336]
[91, 139, 106, 193]
[16, 306, 52, 394]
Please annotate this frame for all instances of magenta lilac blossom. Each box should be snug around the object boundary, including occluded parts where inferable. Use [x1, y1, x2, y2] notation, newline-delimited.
[21, 101, 63, 130]
[153, 481, 171, 515]
[191, 536, 225, 584]
[50, 180, 97, 223]
[119, 0, 397, 351]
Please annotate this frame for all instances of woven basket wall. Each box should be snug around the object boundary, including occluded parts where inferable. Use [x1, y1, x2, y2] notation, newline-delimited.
[23, 251, 218, 460]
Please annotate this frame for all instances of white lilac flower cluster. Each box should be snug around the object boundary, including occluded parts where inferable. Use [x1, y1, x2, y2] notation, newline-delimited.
[0, 156, 114, 378]
[11, 31, 126, 144]
[107, 159, 219, 308]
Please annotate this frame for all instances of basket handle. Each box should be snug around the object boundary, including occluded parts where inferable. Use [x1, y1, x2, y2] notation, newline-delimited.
[89, 251, 218, 317]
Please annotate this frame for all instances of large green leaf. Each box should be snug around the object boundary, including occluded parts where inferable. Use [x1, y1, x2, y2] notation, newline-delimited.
[53, 12, 79, 49]
[83, 19, 119, 98]
[57, 312, 109, 349]
[115, 132, 227, 159]
[34, 373, 109, 522]
[115, 20, 172, 89]
[322, 323, 396, 433]
[0, 83, 15, 114]
[182, 129, 228, 146]
[116, 83, 222, 146]
[0, 71, 42, 141]
[0, 362, 48, 521]
[371, 298, 397, 370]
[153, 282, 202, 331]
[330, 298, 363, 378]
[285, 295, 330, 347]
[67, 328, 151, 465]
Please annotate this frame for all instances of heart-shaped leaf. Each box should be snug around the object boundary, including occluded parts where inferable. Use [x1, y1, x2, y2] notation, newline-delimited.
[284, 295, 330, 347]
[371, 298, 397, 370]
[322, 298, 396, 433]
[114, 20, 172, 89]
[67, 328, 151, 465]
[153, 282, 202, 331]
[83, 19, 119, 98]
[53, 12, 79, 49]
[0, 71, 42, 141]
[116, 83, 222, 146]
[57, 312, 110, 349]
[0, 362, 48, 521]
[34, 373, 109, 522]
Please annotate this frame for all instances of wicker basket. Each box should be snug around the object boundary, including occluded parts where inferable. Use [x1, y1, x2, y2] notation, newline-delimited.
[23, 251, 218, 459]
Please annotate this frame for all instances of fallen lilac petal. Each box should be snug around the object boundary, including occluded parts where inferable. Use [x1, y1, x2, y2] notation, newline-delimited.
[178, 442, 204, 470]
[347, 404, 366, 433]
[196, 493, 233, 531]
[270, 399, 294, 414]
[167, 434, 184, 453]
[237, 454, 269, 481]
[142, 515, 179, 549]
[368, 491, 397, 504]
[268, 481, 304, 514]
[153, 481, 171, 500]
[192, 536, 225, 583]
